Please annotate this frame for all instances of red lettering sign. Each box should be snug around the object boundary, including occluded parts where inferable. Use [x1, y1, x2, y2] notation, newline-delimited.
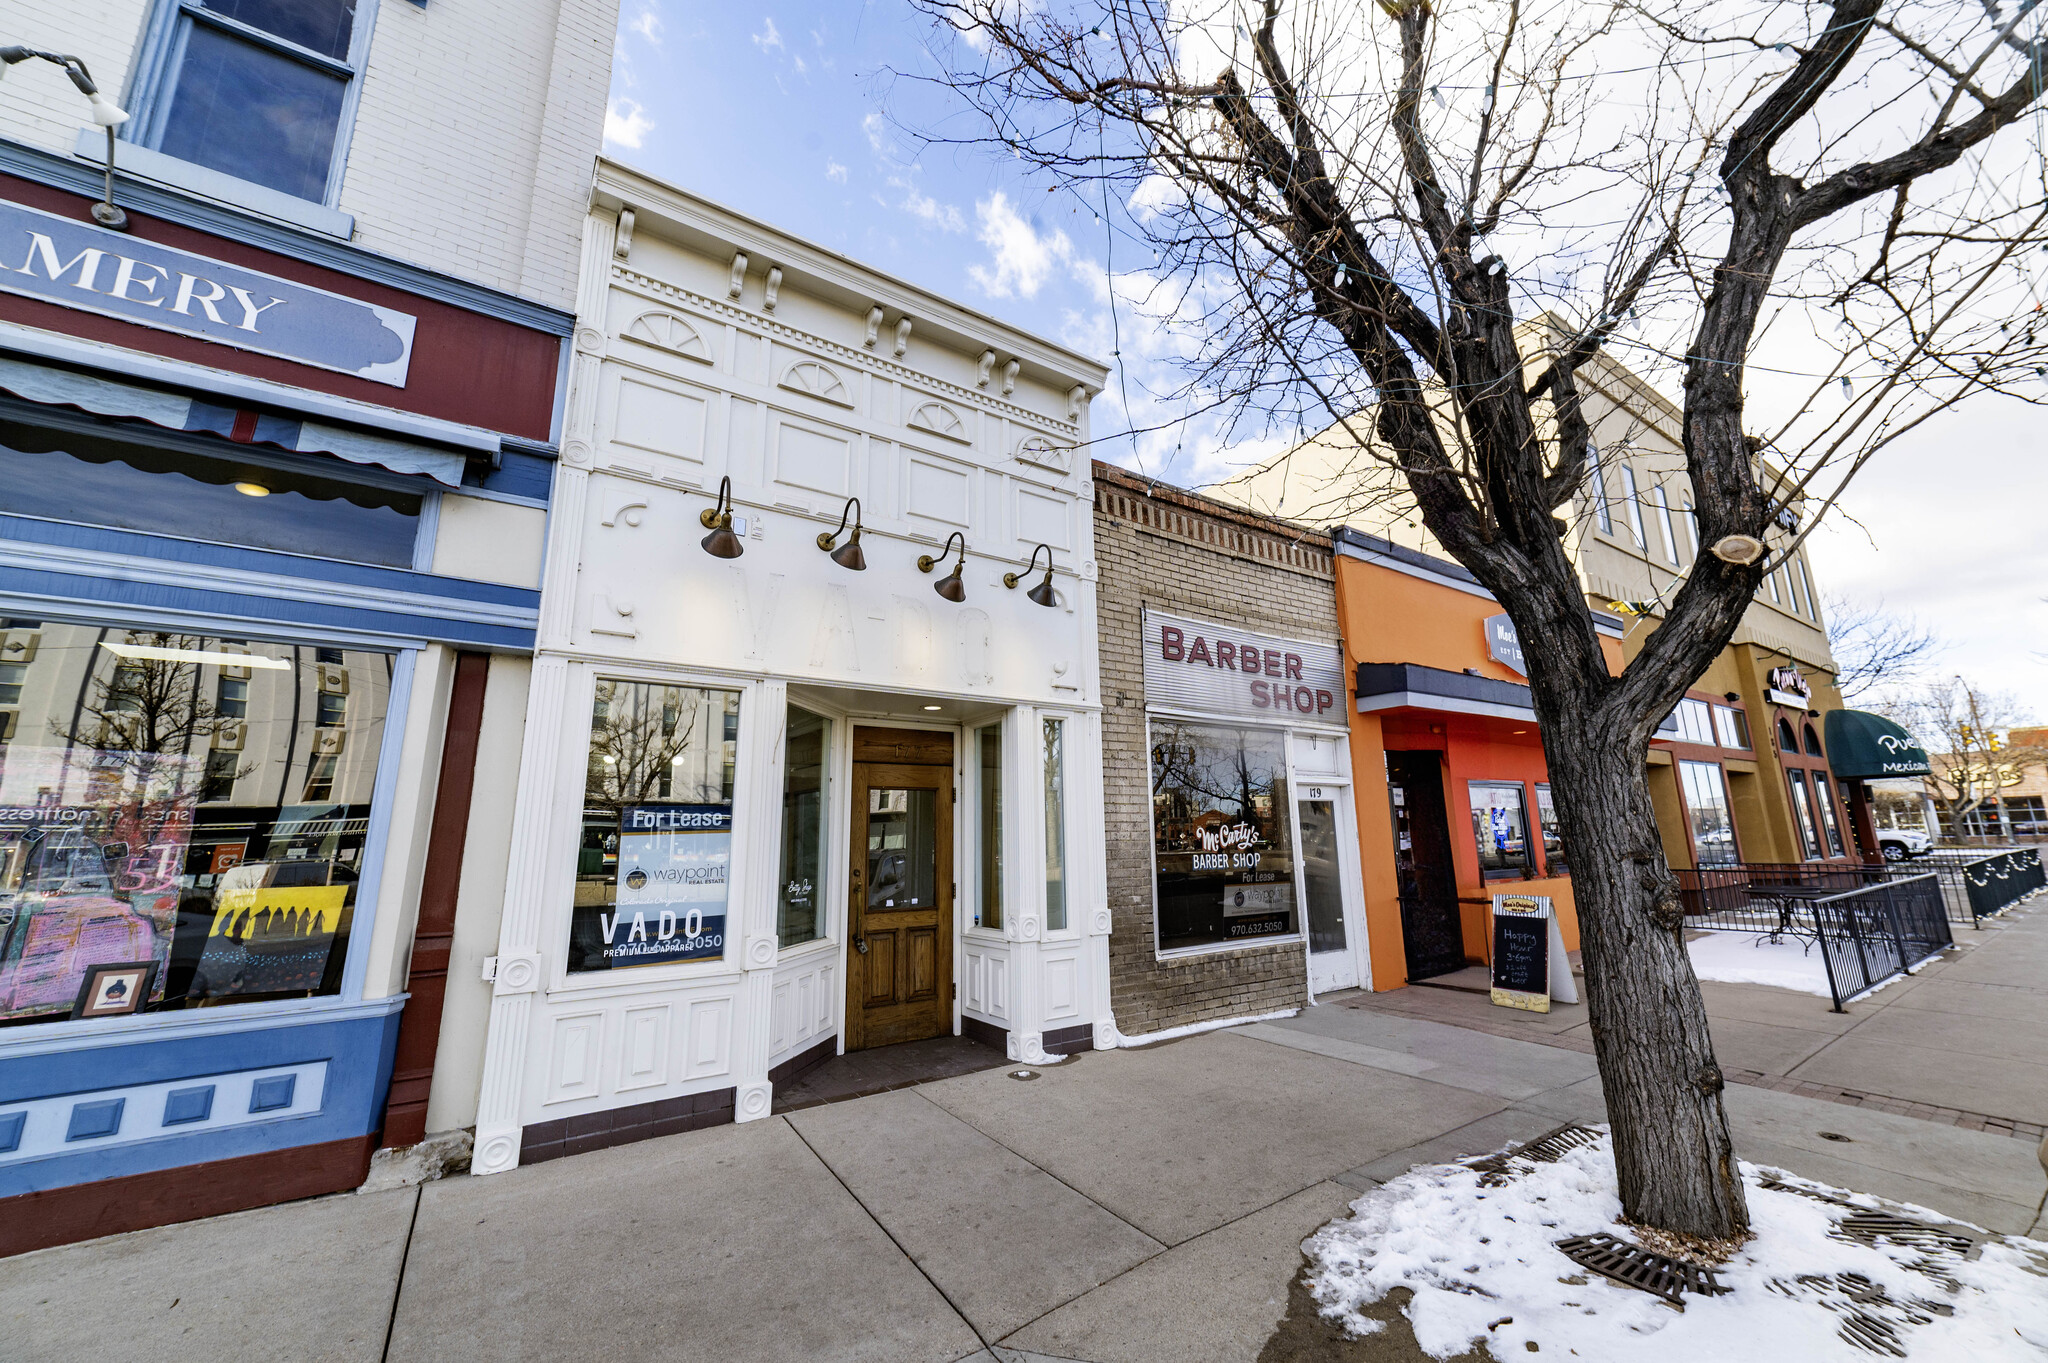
[1161, 626, 1183, 661]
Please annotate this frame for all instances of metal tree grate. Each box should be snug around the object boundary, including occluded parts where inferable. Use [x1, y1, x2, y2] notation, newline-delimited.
[1465, 1123, 1603, 1186]
[1768, 1273, 1954, 1358]
[1833, 1210, 1976, 1259]
[1554, 1233, 1729, 1305]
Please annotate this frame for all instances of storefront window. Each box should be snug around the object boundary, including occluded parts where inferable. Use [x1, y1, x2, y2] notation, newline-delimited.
[0, 622, 389, 1026]
[776, 706, 828, 948]
[569, 681, 739, 973]
[1150, 721, 1296, 951]
[976, 725, 1002, 930]
[1534, 783, 1567, 876]
[1712, 705, 1751, 750]
[1788, 771, 1825, 860]
[1810, 772, 1847, 859]
[1679, 759, 1738, 865]
[1043, 718, 1067, 932]
[0, 431, 423, 568]
[1467, 781, 1532, 879]
[1298, 797, 1346, 953]
[1673, 698, 1716, 745]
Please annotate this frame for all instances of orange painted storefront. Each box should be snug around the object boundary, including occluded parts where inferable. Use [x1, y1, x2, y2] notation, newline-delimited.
[1332, 528, 1624, 990]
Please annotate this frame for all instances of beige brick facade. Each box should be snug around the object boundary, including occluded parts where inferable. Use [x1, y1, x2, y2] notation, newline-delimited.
[1093, 462, 1338, 1037]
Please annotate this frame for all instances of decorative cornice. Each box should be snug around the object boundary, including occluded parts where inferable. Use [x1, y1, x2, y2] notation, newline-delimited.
[611, 266, 1080, 435]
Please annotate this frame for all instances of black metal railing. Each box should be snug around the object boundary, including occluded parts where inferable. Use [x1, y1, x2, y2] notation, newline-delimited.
[1810, 875, 1953, 1011]
[1673, 851, 2045, 930]
[1958, 848, 2047, 919]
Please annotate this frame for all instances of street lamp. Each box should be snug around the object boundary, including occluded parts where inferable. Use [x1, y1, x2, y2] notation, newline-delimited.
[0, 45, 129, 229]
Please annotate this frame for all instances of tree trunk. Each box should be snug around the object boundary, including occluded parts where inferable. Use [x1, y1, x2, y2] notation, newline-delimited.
[1540, 708, 1749, 1240]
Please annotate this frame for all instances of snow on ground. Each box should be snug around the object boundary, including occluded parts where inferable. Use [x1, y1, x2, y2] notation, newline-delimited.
[1303, 1130, 2048, 1361]
[1686, 929, 1834, 997]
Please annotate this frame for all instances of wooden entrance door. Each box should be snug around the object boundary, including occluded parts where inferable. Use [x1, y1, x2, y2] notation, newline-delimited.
[846, 727, 954, 1051]
[1387, 750, 1465, 981]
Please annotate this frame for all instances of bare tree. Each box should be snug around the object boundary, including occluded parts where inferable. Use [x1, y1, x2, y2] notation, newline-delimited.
[1907, 677, 2046, 837]
[901, 0, 2048, 1237]
[1823, 593, 1942, 702]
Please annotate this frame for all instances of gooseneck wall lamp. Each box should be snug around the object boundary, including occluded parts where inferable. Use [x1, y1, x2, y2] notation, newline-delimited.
[0, 47, 129, 229]
[917, 532, 968, 602]
[817, 497, 866, 571]
[1004, 543, 1059, 608]
[698, 476, 744, 558]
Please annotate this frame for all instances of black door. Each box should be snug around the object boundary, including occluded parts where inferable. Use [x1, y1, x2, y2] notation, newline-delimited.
[1387, 751, 1465, 981]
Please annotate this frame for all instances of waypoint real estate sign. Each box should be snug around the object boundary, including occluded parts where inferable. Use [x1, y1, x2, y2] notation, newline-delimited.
[599, 804, 732, 967]
[1142, 608, 1345, 728]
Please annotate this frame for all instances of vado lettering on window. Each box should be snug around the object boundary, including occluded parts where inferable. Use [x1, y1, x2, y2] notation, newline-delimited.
[1142, 608, 1345, 725]
[0, 199, 415, 386]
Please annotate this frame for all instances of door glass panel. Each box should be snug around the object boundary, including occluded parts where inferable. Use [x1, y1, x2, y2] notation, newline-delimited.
[1299, 798, 1345, 953]
[867, 788, 936, 910]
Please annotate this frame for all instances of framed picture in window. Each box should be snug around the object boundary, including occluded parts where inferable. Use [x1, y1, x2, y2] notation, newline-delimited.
[71, 961, 159, 1020]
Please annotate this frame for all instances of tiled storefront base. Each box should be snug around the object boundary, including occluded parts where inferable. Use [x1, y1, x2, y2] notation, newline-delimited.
[519, 1088, 736, 1165]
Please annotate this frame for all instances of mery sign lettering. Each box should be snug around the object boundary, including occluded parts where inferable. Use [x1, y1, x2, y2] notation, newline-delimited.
[1143, 609, 1345, 725]
[0, 200, 415, 386]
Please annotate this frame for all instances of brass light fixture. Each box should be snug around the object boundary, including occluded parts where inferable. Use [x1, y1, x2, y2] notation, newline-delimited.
[699, 475, 743, 558]
[917, 532, 968, 602]
[817, 497, 866, 570]
[1004, 542, 1059, 607]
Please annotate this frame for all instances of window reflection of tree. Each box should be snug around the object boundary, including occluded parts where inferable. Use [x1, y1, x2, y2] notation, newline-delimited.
[1149, 723, 1276, 853]
[584, 682, 722, 812]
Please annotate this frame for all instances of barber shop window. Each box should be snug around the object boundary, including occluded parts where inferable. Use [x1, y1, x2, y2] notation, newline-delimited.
[0, 620, 390, 1028]
[569, 681, 740, 974]
[134, 0, 370, 203]
[1534, 784, 1567, 876]
[0, 423, 422, 567]
[1150, 722, 1296, 952]
[775, 706, 829, 949]
[1468, 781, 1533, 880]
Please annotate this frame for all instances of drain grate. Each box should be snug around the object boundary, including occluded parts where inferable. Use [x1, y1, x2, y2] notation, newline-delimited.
[1768, 1273, 1954, 1357]
[1554, 1232, 1729, 1305]
[1834, 1211, 1975, 1258]
[1465, 1124, 1603, 1185]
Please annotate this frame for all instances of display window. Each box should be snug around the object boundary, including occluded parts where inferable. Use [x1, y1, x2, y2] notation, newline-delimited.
[1467, 781, 1533, 879]
[0, 620, 390, 1027]
[1043, 717, 1069, 932]
[1150, 721, 1297, 952]
[569, 681, 740, 974]
[1810, 772, 1848, 859]
[975, 724, 1003, 930]
[1534, 783, 1567, 876]
[775, 706, 829, 949]
[1788, 771, 1825, 860]
[1679, 759, 1739, 865]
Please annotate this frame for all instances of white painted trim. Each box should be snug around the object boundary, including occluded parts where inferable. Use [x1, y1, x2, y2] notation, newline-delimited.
[342, 645, 418, 998]
[0, 320, 502, 454]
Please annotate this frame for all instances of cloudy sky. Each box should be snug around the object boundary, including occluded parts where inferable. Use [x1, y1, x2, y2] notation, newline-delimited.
[603, 1, 2047, 713]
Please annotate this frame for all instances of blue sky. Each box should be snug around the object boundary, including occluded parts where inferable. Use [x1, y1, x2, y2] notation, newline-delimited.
[603, 3, 2047, 710]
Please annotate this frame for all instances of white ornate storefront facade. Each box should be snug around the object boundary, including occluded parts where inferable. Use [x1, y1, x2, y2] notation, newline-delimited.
[470, 160, 1111, 1174]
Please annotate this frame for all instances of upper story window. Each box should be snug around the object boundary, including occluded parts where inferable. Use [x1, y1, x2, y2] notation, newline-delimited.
[1651, 485, 1681, 566]
[1586, 444, 1614, 534]
[132, 0, 370, 204]
[1620, 465, 1647, 548]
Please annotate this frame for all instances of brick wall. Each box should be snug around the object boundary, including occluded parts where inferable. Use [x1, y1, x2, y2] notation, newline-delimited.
[1093, 462, 1338, 1037]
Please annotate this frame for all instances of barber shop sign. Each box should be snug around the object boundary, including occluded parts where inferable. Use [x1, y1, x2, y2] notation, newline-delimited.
[1142, 608, 1345, 725]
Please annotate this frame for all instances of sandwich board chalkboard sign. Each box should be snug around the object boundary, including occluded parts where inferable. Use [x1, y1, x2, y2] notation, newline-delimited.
[1489, 894, 1578, 1013]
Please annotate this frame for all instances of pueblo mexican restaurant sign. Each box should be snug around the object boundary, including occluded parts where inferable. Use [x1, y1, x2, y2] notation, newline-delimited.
[1142, 609, 1345, 726]
[0, 200, 415, 386]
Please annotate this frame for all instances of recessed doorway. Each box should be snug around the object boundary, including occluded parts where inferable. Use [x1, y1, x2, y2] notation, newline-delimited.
[845, 726, 954, 1051]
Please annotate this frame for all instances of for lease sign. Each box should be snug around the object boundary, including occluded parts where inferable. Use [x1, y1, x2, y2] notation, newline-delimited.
[1142, 608, 1345, 727]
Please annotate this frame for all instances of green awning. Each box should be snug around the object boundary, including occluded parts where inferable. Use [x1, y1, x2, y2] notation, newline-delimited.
[1824, 709, 1931, 780]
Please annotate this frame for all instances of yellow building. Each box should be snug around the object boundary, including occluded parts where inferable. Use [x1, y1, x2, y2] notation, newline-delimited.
[1208, 330, 1872, 869]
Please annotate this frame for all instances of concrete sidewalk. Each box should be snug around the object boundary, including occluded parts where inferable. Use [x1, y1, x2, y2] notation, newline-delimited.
[6, 980, 2043, 1363]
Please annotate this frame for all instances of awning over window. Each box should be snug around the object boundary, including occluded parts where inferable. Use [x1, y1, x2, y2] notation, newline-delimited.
[1824, 709, 1932, 780]
[0, 355, 468, 487]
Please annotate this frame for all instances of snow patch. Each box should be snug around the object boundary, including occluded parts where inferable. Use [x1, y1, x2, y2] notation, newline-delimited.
[1303, 1130, 2048, 1360]
[1686, 929, 1834, 996]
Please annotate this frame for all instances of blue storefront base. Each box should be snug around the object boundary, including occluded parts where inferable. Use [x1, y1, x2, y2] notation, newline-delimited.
[0, 999, 403, 1198]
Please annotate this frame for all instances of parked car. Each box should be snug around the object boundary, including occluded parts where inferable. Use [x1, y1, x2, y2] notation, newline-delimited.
[1876, 827, 1932, 862]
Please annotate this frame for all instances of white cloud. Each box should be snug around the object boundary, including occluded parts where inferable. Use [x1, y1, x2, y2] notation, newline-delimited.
[890, 176, 965, 233]
[604, 98, 654, 151]
[862, 112, 891, 156]
[752, 17, 783, 53]
[627, 4, 662, 45]
[967, 192, 1073, 299]
[826, 161, 848, 184]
